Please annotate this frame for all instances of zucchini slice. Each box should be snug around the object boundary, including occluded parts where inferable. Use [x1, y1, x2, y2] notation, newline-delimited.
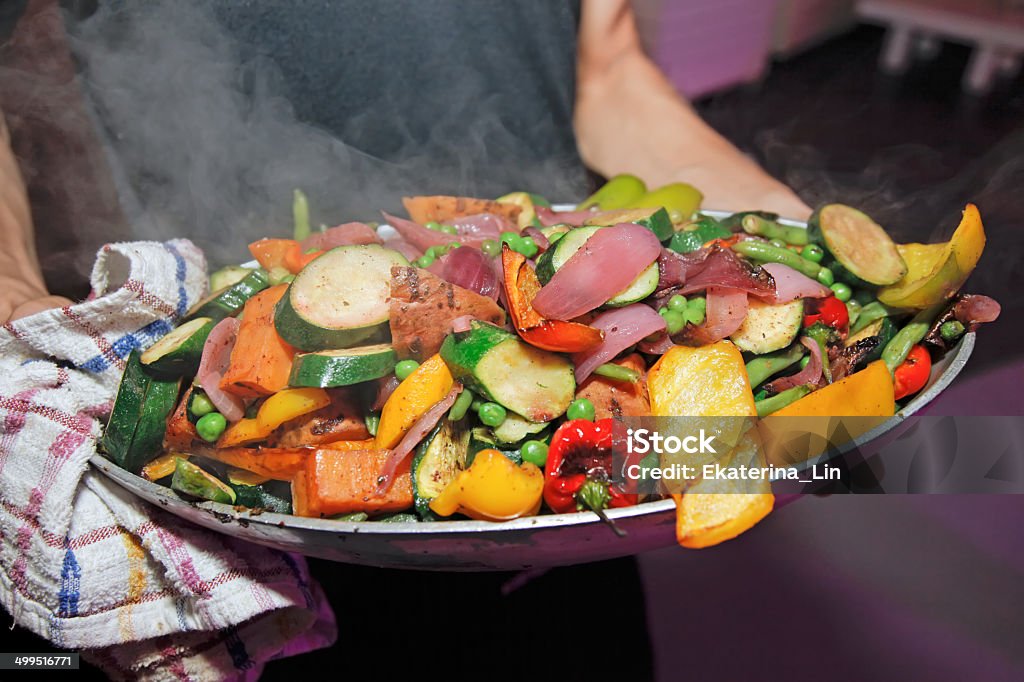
[102, 350, 182, 474]
[171, 457, 236, 504]
[730, 299, 804, 355]
[534, 225, 659, 306]
[140, 317, 214, 377]
[274, 244, 408, 351]
[583, 206, 673, 242]
[186, 269, 269, 322]
[492, 411, 548, 446]
[809, 204, 907, 285]
[289, 344, 397, 387]
[210, 265, 256, 292]
[229, 480, 292, 513]
[412, 420, 471, 518]
[467, 426, 522, 466]
[440, 321, 575, 422]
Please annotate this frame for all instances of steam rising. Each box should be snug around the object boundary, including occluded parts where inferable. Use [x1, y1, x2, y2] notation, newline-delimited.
[34, 0, 585, 272]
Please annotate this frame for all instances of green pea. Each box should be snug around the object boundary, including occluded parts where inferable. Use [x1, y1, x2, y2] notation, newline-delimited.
[415, 254, 435, 268]
[447, 241, 461, 251]
[770, 238, 787, 249]
[425, 221, 442, 231]
[830, 282, 852, 302]
[500, 231, 520, 245]
[658, 307, 670, 317]
[800, 355, 811, 369]
[816, 267, 835, 286]
[195, 412, 227, 443]
[517, 236, 539, 259]
[802, 244, 825, 263]
[478, 402, 507, 427]
[481, 239, 501, 257]
[448, 389, 474, 421]
[566, 398, 596, 422]
[440, 224, 458, 235]
[688, 296, 707, 313]
[425, 246, 445, 259]
[364, 412, 380, 437]
[663, 309, 686, 335]
[685, 297, 706, 325]
[940, 320, 966, 342]
[668, 294, 688, 313]
[520, 440, 549, 467]
[395, 359, 420, 381]
[189, 392, 216, 418]
[470, 398, 483, 412]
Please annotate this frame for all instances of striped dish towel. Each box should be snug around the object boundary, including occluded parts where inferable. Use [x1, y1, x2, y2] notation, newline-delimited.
[0, 240, 336, 680]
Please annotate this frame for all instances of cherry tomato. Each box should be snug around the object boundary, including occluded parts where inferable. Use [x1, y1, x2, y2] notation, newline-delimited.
[893, 344, 932, 400]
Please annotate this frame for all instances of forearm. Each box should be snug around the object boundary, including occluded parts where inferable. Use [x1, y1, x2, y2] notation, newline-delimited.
[0, 113, 62, 321]
[574, 2, 809, 218]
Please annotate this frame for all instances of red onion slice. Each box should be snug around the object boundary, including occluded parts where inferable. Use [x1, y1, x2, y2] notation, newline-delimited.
[638, 332, 676, 355]
[675, 287, 749, 346]
[536, 206, 595, 227]
[450, 213, 512, 238]
[533, 224, 663, 320]
[451, 315, 474, 333]
[572, 305, 666, 382]
[765, 337, 822, 394]
[195, 317, 245, 422]
[758, 263, 831, 303]
[375, 384, 463, 495]
[383, 237, 423, 262]
[523, 226, 550, 251]
[383, 212, 454, 251]
[371, 375, 400, 412]
[301, 222, 381, 251]
[953, 294, 1001, 328]
[442, 246, 500, 300]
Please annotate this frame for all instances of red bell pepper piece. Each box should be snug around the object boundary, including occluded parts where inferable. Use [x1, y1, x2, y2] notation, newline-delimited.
[283, 243, 324, 274]
[802, 295, 849, 331]
[543, 418, 637, 514]
[501, 245, 603, 353]
[893, 344, 931, 400]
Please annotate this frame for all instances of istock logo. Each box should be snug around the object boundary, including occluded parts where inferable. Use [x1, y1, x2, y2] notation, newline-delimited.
[625, 428, 717, 455]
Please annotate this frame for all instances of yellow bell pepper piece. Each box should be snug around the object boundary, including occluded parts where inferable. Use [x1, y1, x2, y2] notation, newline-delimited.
[218, 387, 330, 447]
[646, 342, 772, 548]
[622, 182, 703, 223]
[878, 204, 986, 309]
[429, 449, 543, 521]
[759, 360, 894, 467]
[376, 354, 454, 450]
[257, 388, 331, 431]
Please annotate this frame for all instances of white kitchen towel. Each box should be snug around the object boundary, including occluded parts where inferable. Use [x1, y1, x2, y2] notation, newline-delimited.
[0, 240, 336, 680]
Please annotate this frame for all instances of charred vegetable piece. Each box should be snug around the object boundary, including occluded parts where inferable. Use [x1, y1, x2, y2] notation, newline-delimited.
[730, 299, 804, 355]
[543, 418, 637, 514]
[412, 420, 471, 518]
[275, 244, 408, 351]
[440, 320, 575, 423]
[878, 204, 986, 309]
[501, 245, 604, 353]
[171, 458, 236, 504]
[102, 350, 181, 474]
[229, 480, 292, 513]
[808, 204, 906, 285]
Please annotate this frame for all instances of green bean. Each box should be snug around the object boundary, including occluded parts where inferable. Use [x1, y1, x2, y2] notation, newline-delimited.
[851, 301, 896, 334]
[745, 344, 806, 388]
[755, 385, 812, 417]
[448, 389, 475, 421]
[882, 305, 944, 371]
[292, 189, 310, 241]
[741, 214, 809, 245]
[731, 241, 821, 278]
[940, 320, 966, 342]
[364, 412, 380, 437]
[593, 363, 641, 383]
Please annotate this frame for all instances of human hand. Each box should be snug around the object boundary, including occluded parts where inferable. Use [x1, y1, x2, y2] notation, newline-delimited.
[0, 278, 72, 323]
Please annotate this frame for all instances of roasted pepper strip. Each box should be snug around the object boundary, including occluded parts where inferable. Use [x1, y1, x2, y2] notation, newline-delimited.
[543, 418, 637, 514]
[429, 449, 543, 521]
[375, 354, 455, 450]
[218, 387, 331, 447]
[501, 244, 603, 353]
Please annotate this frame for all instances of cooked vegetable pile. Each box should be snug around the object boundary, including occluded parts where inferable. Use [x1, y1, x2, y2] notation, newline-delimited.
[102, 178, 1001, 546]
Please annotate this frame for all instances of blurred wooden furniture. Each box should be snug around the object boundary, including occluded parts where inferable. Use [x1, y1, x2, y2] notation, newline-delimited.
[857, 0, 1024, 93]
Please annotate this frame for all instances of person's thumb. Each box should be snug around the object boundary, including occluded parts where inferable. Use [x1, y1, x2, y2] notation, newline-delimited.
[8, 294, 73, 321]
